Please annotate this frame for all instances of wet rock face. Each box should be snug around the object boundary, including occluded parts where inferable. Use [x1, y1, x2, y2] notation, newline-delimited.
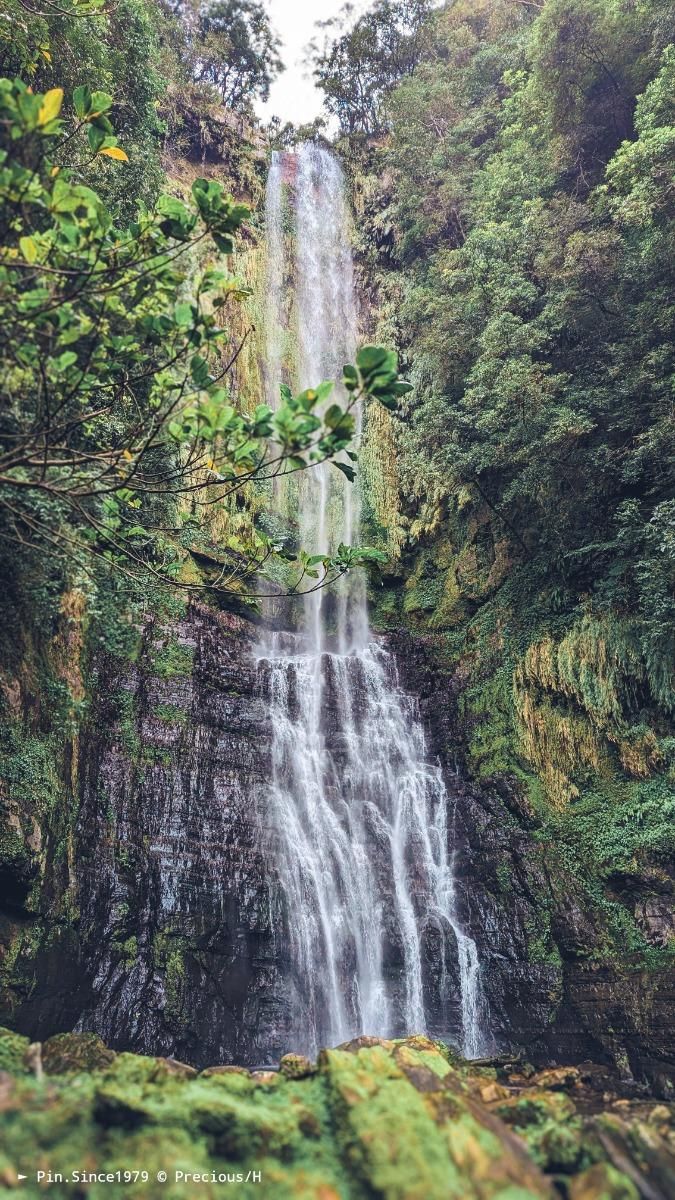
[3, 602, 292, 1067]
[72, 603, 293, 1067]
[2, 604, 674, 1086]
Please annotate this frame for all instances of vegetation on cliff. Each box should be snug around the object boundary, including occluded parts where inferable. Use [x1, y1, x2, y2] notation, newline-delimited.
[0, 0, 402, 1037]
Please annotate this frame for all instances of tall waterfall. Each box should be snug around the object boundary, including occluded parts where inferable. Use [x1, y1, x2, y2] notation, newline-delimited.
[257, 144, 486, 1059]
[263, 151, 284, 418]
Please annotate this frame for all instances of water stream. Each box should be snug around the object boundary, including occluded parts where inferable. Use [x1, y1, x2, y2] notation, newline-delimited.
[257, 144, 486, 1059]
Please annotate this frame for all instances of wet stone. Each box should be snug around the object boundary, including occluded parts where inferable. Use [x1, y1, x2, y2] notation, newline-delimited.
[279, 1053, 316, 1079]
[200, 1065, 251, 1078]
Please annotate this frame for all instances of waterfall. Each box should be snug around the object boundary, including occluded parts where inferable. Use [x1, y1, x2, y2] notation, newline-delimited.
[263, 150, 284, 416]
[257, 144, 486, 1060]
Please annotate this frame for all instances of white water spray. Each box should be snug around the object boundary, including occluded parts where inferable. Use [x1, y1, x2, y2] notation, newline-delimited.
[257, 144, 486, 1059]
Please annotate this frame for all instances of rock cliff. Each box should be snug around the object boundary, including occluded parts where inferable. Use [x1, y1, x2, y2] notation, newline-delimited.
[1, 603, 673, 1090]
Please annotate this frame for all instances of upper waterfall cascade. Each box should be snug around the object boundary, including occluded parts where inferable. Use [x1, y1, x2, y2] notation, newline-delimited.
[257, 144, 487, 1059]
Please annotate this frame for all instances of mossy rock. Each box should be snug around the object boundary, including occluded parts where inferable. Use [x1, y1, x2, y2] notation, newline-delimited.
[2, 1033, 671, 1199]
[568, 1163, 640, 1200]
[320, 1041, 553, 1199]
[279, 1053, 317, 1080]
[493, 1089, 584, 1172]
[0, 1026, 30, 1074]
[200, 1064, 251, 1078]
[42, 1032, 116, 1075]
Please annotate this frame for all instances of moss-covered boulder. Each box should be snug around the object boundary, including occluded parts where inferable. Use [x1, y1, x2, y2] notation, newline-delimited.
[568, 1163, 640, 1200]
[279, 1053, 316, 1080]
[42, 1032, 116, 1075]
[0, 1033, 671, 1198]
[0, 1025, 30, 1074]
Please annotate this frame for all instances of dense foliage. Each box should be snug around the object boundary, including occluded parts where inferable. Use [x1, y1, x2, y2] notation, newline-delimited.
[345, 0, 674, 866]
[0, 77, 402, 598]
[311, 0, 436, 137]
[194, 0, 283, 109]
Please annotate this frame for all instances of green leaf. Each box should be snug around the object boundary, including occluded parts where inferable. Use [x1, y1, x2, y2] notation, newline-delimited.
[53, 351, 77, 372]
[356, 345, 391, 373]
[19, 236, 37, 263]
[73, 85, 92, 118]
[87, 124, 105, 153]
[88, 91, 113, 118]
[342, 363, 359, 391]
[324, 404, 347, 430]
[174, 302, 194, 327]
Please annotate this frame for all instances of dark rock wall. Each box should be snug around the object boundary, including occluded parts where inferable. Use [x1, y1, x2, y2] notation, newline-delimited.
[1, 602, 673, 1086]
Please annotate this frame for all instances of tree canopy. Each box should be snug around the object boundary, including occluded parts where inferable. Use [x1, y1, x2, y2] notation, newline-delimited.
[310, 0, 436, 137]
[194, 0, 283, 110]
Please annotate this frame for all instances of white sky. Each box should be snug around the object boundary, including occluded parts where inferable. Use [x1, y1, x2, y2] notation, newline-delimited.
[257, 0, 367, 127]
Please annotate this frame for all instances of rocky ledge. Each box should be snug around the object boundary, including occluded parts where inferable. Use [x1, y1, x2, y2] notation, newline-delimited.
[1, 1028, 674, 1199]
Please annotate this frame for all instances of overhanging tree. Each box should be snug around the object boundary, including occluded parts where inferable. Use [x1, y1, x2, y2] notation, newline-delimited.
[0, 78, 410, 598]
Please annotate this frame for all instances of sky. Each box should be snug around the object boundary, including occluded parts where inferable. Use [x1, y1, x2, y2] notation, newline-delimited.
[257, 0, 367, 127]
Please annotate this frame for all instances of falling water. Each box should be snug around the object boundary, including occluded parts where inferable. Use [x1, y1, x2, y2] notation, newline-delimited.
[263, 150, 284, 416]
[257, 144, 486, 1059]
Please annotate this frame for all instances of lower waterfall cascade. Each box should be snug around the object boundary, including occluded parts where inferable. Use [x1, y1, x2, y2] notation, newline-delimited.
[256, 144, 488, 1059]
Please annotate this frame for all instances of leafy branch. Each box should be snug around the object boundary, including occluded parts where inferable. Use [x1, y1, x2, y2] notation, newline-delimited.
[0, 78, 411, 599]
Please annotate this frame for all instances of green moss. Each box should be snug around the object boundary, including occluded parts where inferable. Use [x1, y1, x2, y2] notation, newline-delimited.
[402, 556, 446, 620]
[495, 861, 513, 896]
[0, 729, 64, 821]
[0, 1033, 660, 1198]
[0, 824, 34, 879]
[152, 703, 188, 726]
[140, 746, 173, 768]
[114, 844, 135, 873]
[164, 948, 186, 1024]
[115, 689, 141, 760]
[42, 1032, 115, 1076]
[460, 661, 528, 783]
[150, 638, 195, 680]
[89, 573, 145, 662]
[568, 1163, 640, 1200]
[369, 586, 402, 629]
[524, 912, 563, 968]
[111, 935, 138, 969]
[493, 1091, 585, 1173]
[0, 1025, 30, 1074]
